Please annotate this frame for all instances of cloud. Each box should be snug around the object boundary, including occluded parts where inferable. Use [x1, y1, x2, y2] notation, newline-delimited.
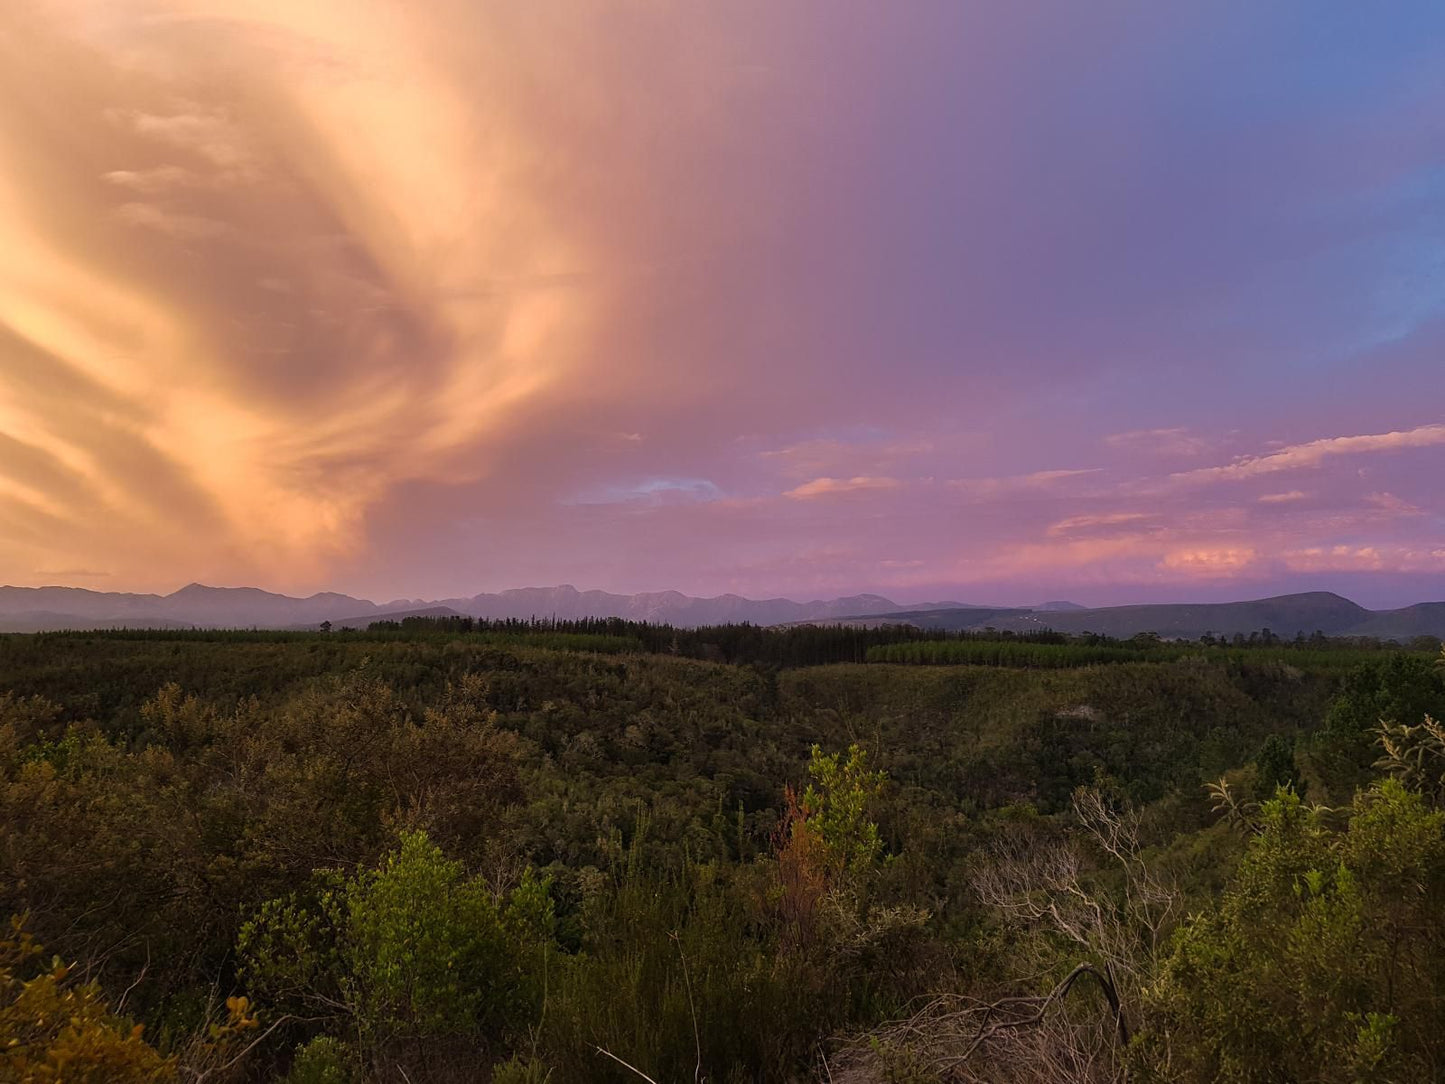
[1173, 423, 1445, 484]
[103, 167, 207, 193]
[784, 476, 902, 500]
[1047, 512, 1150, 536]
[568, 477, 722, 506]
[1282, 546, 1389, 573]
[1104, 427, 1213, 456]
[115, 201, 233, 238]
[1364, 491, 1424, 516]
[949, 468, 1102, 497]
[1157, 548, 1259, 575]
[1258, 490, 1308, 503]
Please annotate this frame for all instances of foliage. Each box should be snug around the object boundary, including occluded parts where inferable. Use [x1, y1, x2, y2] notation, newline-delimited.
[0, 628, 1440, 1081]
[1315, 653, 1445, 792]
[1254, 733, 1306, 799]
[802, 743, 887, 878]
[239, 831, 549, 1077]
[1141, 781, 1445, 1082]
[1375, 714, 1445, 806]
[0, 917, 174, 1083]
[282, 1035, 354, 1084]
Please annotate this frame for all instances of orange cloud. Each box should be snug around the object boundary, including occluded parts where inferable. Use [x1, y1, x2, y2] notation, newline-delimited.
[1158, 548, 1258, 576]
[784, 476, 903, 500]
[1257, 490, 1307, 503]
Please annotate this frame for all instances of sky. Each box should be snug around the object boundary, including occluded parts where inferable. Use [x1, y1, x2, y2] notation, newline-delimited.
[0, 1, 1442, 608]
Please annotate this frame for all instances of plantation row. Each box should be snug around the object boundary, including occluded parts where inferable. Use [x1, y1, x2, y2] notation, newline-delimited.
[865, 637, 1401, 670]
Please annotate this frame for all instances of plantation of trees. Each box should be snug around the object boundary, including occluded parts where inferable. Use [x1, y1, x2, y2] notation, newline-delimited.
[1, 626, 1442, 1082]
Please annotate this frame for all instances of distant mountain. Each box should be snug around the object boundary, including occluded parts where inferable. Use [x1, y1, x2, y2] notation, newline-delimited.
[324, 606, 468, 629]
[2, 584, 1440, 640]
[0, 582, 971, 631]
[826, 591, 1445, 642]
[435, 585, 976, 627]
[779, 606, 1033, 630]
[0, 583, 393, 630]
[1343, 602, 1445, 641]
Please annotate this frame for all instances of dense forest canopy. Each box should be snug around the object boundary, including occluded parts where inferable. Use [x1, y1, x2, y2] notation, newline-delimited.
[1, 624, 1442, 1082]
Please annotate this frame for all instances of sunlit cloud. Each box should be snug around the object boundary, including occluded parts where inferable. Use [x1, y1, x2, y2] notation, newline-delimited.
[1158, 548, 1259, 576]
[784, 476, 903, 500]
[949, 469, 1103, 498]
[1104, 427, 1213, 456]
[1048, 512, 1150, 536]
[1364, 491, 1424, 516]
[1172, 423, 1445, 484]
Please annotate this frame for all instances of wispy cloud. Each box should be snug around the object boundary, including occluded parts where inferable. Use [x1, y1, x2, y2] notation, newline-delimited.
[784, 476, 902, 500]
[1104, 427, 1213, 456]
[1364, 491, 1425, 516]
[949, 468, 1102, 497]
[1173, 423, 1445, 484]
[568, 478, 722, 506]
[1047, 512, 1150, 536]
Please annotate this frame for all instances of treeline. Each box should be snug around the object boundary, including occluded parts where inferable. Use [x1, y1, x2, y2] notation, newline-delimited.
[28, 618, 1436, 673]
[867, 637, 1419, 671]
[369, 614, 953, 665]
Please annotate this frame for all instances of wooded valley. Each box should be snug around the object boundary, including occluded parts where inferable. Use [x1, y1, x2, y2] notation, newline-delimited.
[2, 624, 1442, 1082]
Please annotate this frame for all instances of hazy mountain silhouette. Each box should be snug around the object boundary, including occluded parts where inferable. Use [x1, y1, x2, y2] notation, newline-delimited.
[0, 584, 1439, 640]
[0, 583, 971, 632]
[826, 591, 1444, 641]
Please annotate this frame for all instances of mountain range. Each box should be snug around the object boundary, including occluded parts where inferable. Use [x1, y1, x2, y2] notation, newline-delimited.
[816, 591, 1445, 642]
[0, 583, 973, 633]
[0, 584, 1440, 641]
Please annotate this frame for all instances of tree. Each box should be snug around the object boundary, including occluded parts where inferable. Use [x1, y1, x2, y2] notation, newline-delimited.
[1254, 733, 1306, 799]
[238, 831, 550, 1079]
[1317, 655, 1444, 790]
[1141, 782, 1445, 1082]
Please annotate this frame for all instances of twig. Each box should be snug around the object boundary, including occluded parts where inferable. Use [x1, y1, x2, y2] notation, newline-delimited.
[671, 931, 704, 1083]
[596, 1046, 662, 1084]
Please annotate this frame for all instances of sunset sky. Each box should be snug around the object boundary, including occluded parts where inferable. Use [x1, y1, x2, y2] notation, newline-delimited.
[1, 1, 1442, 607]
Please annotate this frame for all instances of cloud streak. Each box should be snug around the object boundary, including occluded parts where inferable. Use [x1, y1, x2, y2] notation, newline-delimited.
[1172, 424, 1445, 484]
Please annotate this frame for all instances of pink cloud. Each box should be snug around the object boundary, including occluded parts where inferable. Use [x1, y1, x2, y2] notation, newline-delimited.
[1104, 427, 1213, 456]
[1258, 490, 1307, 503]
[1158, 548, 1259, 576]
[949, 468, 1102, 497]
[1364, 491, 1424, 516]
[783, 476, 902, 500]
[1047, 511, 1150, 536]
[1173, 423, 1445, 484]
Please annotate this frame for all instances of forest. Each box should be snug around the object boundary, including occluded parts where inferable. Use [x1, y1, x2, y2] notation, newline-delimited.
[1, 623, 1443, 1082]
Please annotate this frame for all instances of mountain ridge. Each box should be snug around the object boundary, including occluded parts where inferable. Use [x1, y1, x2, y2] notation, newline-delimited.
[0, 584, 1440, 640]
[0, 582, 982, 632]
[823, 591, 1444, 642]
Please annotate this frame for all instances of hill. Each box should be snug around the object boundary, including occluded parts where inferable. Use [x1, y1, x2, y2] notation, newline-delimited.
[825, 591, 1445, 641]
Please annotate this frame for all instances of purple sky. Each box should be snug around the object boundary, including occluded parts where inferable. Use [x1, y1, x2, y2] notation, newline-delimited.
[1, 1, 1442, 607]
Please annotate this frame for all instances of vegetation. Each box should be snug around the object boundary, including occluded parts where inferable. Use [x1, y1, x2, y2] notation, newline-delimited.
[0, 625, 1442, 1081]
